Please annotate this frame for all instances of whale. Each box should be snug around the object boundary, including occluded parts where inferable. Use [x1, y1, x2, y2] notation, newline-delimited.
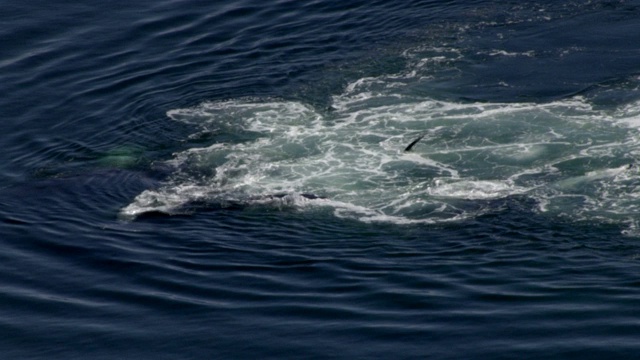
[252, 193, 326, 201]
[131, 192, 327, 219]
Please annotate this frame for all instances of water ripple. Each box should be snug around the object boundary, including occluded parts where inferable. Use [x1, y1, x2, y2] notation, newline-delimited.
[4, 1, 640, 359]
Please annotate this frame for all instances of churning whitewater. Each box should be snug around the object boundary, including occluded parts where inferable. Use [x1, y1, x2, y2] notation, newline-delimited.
[121, 49, 640, 233]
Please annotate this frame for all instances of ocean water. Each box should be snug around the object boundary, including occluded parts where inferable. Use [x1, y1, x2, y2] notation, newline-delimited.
[3, 0, 640, 358]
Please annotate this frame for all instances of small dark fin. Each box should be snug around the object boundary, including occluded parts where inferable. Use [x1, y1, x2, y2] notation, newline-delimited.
[629, 163, 635, 169]
[404, 134, 425, 152]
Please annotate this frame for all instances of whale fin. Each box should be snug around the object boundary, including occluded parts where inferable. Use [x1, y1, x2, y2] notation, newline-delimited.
[404, 134, 425, 152]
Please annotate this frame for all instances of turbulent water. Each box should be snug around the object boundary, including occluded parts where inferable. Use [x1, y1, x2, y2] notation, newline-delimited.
[3, 0, 640, 359]
[123, 77, 640, 231]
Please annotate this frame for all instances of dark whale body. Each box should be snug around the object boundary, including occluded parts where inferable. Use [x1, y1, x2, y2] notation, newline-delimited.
[134, 192, 327, 219]
[255, 193, 326, 200]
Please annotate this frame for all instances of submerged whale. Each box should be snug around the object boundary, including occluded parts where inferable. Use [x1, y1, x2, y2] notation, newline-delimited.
[131, 192, 327, 219]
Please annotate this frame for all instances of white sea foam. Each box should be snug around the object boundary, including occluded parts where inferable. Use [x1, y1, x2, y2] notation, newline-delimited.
[427, 180, 528, 200]
[122, 48, 640, 233]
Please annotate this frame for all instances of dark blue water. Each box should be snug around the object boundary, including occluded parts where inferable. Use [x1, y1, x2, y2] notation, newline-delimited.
[4, 0, 640, 358]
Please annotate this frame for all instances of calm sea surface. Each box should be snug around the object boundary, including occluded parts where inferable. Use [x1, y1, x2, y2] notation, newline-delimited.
[3, 0, 640, 358]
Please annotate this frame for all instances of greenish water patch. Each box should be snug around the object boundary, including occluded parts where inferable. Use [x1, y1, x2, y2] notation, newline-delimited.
[98, 146, 146, 169]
